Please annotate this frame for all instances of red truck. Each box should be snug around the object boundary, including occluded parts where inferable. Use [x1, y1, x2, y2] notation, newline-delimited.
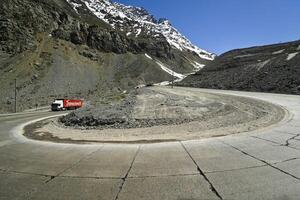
[51, 99, 83, 111]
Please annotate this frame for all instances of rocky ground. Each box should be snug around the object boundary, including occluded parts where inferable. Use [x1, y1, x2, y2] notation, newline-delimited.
[179, 40, 300, 95]
[26, 86, 285, 143]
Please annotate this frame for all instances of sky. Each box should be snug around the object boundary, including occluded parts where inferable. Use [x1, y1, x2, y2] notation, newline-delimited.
[115, 0, 300, 55]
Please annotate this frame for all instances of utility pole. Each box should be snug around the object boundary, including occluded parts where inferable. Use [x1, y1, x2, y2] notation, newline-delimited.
[35, 97, 38, 111]
[14, 78, 17, 113]
[171, 72, 174, 88]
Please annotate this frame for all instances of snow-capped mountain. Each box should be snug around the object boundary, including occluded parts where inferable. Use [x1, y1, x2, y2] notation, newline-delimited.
[66, 0, 215, 60]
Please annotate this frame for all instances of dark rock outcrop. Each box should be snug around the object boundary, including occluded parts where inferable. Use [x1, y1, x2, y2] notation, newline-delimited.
[0, 0, 174, 58]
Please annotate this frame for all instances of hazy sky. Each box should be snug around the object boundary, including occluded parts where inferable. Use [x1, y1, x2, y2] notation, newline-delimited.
[115, 0, 300, 55]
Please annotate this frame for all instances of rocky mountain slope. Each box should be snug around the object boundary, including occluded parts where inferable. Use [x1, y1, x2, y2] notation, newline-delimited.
[0, 0, 214, 113]
[179, 40, 300, 95]
[67, 0, 214, 60]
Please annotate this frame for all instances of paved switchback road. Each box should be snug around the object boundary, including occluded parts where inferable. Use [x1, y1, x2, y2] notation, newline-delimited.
[0, 87, 299, 200]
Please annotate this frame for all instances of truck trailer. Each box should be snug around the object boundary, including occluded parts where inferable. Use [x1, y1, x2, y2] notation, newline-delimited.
[51, 99, 83, 111]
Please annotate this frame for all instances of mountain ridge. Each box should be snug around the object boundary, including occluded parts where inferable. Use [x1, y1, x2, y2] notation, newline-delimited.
[178, 40, 300, 95]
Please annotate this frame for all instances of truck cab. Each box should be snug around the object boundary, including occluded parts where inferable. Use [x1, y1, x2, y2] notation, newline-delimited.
[51, 99, 65, 111]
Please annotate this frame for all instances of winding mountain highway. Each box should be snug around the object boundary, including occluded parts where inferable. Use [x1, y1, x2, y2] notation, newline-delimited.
[0, 87, 300, 200]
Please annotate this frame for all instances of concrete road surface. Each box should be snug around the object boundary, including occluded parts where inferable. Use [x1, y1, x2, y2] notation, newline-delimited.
[0, 87, 299, 200]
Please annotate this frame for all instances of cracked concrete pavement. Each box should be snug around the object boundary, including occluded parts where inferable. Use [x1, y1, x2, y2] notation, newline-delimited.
[0, 87, 299, 200]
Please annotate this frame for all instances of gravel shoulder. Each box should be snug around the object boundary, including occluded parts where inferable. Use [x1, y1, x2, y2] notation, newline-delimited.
[24, 86, 287, 143]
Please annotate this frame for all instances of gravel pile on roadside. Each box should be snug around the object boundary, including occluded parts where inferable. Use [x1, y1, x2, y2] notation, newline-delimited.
[59, 90, 137, 129]
[60, 88, 198, 129]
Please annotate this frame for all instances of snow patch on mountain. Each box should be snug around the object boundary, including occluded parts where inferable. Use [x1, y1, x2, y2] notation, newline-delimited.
[135, 29, 142, 37]
[287, 52, 299, 61]
[66, 0, 81, 13]
[145, 53, 153, 60]
[156, 61, 186, 80]
[272, 49, 285, 55]
[257, 60, 271, 71]
[66, 0, 215, 60]
[191, 61, 205, 70]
